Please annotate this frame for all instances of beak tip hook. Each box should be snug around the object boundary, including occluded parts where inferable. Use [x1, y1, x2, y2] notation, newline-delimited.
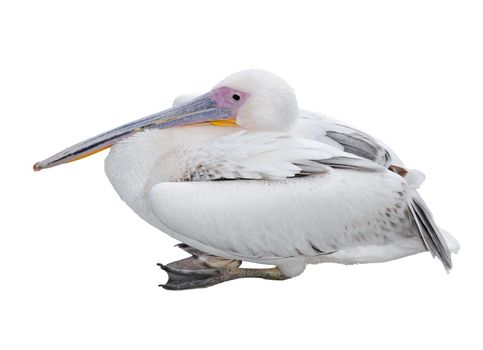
[33, 162, 42, 172]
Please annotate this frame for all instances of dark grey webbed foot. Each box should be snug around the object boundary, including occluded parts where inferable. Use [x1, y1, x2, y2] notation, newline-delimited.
[158, 256, 239, 290]
[158, 244, 289, 290]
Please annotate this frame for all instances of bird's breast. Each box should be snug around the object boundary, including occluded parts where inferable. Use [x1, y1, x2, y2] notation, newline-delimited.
[104, 125, 237, 224]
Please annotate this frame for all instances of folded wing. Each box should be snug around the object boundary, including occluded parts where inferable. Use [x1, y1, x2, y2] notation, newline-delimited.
[148, 131, 413, 262]
[149, 169, 412, 262]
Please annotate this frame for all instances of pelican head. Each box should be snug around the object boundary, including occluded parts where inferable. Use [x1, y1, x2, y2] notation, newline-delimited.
[214, 69, 298, 131]
[33, 69, 298, 171]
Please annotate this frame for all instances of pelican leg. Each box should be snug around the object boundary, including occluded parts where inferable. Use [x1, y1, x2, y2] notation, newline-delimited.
[158, 244, 289, 290]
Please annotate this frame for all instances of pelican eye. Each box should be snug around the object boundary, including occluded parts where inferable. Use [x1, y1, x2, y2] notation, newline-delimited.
[231, 93, 241, 101]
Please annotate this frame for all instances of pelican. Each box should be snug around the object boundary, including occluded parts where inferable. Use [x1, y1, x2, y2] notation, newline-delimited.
[34, 69, 459, 290]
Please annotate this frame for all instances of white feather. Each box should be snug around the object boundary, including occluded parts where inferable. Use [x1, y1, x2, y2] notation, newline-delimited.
[148, 168, 421, 277]
[173, 130, 361, 181]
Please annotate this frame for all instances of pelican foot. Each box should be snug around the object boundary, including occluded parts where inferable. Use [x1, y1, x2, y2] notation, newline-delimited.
[158, 244, 289, 290]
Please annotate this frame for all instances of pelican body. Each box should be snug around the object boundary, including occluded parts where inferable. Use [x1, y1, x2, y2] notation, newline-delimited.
[34, 70, 459, 289]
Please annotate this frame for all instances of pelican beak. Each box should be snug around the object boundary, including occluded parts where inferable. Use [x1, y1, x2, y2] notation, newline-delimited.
[33, 86, 249, 171]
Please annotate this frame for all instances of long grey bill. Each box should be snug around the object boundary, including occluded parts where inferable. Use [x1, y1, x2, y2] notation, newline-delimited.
[33, 92, 233, 171]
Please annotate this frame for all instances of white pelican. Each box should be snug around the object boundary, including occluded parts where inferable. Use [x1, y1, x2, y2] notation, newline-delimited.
[34, 69, 459, 290]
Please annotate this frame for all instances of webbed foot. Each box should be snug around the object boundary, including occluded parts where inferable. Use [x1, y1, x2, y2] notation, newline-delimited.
[158, 244, 289, 290]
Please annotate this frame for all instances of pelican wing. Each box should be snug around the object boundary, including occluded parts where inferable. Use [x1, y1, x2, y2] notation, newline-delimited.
[147, 128, 452, 269]
[147, 131, 411, 262]
[149, 168, 412, 262]
[168, 130, 383, 182]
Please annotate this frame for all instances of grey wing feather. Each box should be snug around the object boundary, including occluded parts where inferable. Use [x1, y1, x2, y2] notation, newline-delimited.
[318, 156, 385, 171]
[409, 193, 453, 271]
[296, 110, 393, 166]
[325, 130, 392, 166]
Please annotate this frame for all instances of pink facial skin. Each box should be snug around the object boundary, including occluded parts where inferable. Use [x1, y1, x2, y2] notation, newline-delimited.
[212, 86, 251, 113]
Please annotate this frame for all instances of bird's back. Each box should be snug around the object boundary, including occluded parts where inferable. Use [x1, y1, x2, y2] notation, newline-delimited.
[290, 110, 457, 270]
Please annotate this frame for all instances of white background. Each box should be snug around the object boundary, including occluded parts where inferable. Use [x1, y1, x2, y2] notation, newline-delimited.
[1, 1, 482, 349]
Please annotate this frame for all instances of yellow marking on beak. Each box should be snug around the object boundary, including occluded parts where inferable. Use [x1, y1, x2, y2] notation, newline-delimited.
[208, 118, 237, 127]
[68, 145, 112, 163]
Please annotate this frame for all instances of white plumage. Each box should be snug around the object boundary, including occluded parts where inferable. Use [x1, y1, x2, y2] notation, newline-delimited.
[149, 170, 414, 277]
[103, 70, 459, 284]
